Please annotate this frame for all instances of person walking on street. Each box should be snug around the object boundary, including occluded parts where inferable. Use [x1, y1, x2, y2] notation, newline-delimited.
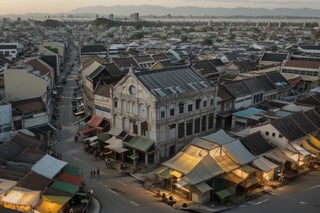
[96, 167, 100, 177]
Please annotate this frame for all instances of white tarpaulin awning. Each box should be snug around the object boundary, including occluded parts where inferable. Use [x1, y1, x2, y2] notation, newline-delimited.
[291, 143, 311, 156]
[31, 154, 68, 179]
[201, 129, 236, 145]
[104, 136, 128, 153]
[107, 128, 123, 136]
[252, 157, 278, 172]
[223, 139, 256, 165]
[0, 189, 41, 207]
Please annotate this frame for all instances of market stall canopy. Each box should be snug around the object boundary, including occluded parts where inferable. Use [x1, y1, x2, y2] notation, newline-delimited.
[57, 172, 82, 186]
[0, 179, 17, 194]
[183, 155, 223, 185]
[104, 136, 128, 153]
[264, 148, 295, 164]
[31, 154, 68, 179]
[107, 128, 123, 136]
[17, 172, 51, 191]
[35, 195, 71, 213]
[0, 189, 41, 208]
[195, 182, 213, 193]
[291, 142, 311, 156]
[252, 156, 278, 172]
[86, 115, 104, 127]
[125, 136, 154, 152]
[163, 152, 202, 174]
[214, 154, 239, 173]
[201, 129, 236, 146]
[50, 181, 79, 195]
[223, 139, 256, 165]
[62, 165, 81, 176]
[80, 127, 97, 135]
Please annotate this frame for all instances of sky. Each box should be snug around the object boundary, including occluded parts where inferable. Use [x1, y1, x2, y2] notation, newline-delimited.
[0, 0, 320, 15]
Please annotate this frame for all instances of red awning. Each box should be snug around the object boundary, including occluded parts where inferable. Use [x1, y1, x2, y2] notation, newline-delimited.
[80, 127, 97, 135]
[57, 172, 82, 186]
[86, 115, 104, 127]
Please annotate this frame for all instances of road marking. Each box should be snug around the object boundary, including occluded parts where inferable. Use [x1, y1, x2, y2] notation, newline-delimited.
[304, 184, 320, 192]
[98, 182, 109, 189]
[129, 200, 139, 206]
[108, 189, 123, 199]
[248, 199, 268, 206]
[72, 157, 89, 166]
[116, 180, 127, 186]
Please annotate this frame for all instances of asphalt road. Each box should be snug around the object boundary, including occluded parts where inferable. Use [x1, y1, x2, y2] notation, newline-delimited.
[55, 44, 179, 213]
[227, 170, 320, 213]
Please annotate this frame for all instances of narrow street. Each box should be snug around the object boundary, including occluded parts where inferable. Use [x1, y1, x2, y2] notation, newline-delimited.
[54, 43, 179, 213]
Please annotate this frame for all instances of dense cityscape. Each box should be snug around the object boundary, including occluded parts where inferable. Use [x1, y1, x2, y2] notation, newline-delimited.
[1, 3, 320, 213]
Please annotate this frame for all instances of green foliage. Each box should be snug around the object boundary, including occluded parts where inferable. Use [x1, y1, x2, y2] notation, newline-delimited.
[129, 31, 145, 40]
[42, 19, 64, 28]
[202, 37, 213, 45]
[180, 35, 189, 42]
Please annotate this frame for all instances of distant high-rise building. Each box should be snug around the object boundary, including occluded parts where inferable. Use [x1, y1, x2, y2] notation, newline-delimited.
[131, 12, 139, 21]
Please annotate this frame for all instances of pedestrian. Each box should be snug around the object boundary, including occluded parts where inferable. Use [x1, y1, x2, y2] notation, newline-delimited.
[96, 167, 100, 177]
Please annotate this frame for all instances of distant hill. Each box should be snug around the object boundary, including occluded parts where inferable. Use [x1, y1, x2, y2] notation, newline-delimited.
[71, 5, 320, 17]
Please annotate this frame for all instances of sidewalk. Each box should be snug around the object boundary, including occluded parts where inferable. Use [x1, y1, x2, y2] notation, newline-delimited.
[86, 196, 101, 213]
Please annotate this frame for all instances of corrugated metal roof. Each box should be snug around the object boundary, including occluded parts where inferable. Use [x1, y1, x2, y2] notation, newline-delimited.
[163, 152, 202, 174]
[240, 132, 274, 156]
[233, 107, 265, 119]
[136, 66, 212, 97]
[224, 139, 256, 165]
[201, 129, 235, 146]
[183, 155, 223, 185]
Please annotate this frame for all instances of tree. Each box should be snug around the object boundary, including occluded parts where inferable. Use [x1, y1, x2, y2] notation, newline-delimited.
[202, 37, 213, 46]
[180, 35, 188, 42]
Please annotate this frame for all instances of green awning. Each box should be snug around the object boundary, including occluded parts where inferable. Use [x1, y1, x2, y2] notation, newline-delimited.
[43, 195, 71, 205]
[77, 115, 90, 124]
[51, 181, 79, 194]
[156, 167, 172, 179]
[215, 189, 232, 200]
[125, 136, 154, 152]
[97, 132, 111, 142]
[89, 140, 99, 147]
[63, 165, 81, 176]
[127, 154, 139, 161]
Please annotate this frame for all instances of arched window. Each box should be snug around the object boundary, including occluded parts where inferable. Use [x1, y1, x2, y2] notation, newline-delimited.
[178, 102, 184, 114]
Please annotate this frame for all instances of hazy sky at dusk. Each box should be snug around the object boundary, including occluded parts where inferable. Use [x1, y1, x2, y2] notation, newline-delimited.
[1, 0, 320, 14]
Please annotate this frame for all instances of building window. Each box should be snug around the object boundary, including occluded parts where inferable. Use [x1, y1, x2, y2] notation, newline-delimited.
[208, 113, 214, 129]
[169, 145, 175, 156]
[203, 100, 208, 108]
[161, 111, 165, 118]
[186, 119, 193, 136]
[179, 102, 184, 113]
[279, 134, 283, 138]
[141, 121, 148, 136]
[265, 131, 269, 136]
[195, 118, 200, 133]
[133, 124, 138, 134]
[272, 133, 276, 137]
[170, 108, 175, 116]
[169, 124, 176, 129]
[114, 99, 118, 108]
[188, 104, 193, 112]
[178, 122, 185, 138]
[210, 99, 214, 106]
[196, 99, 201, 109]
[201, 115, 207, 132]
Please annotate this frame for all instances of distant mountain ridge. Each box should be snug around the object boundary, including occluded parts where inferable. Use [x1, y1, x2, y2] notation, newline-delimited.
[71, 5, 320, 17]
